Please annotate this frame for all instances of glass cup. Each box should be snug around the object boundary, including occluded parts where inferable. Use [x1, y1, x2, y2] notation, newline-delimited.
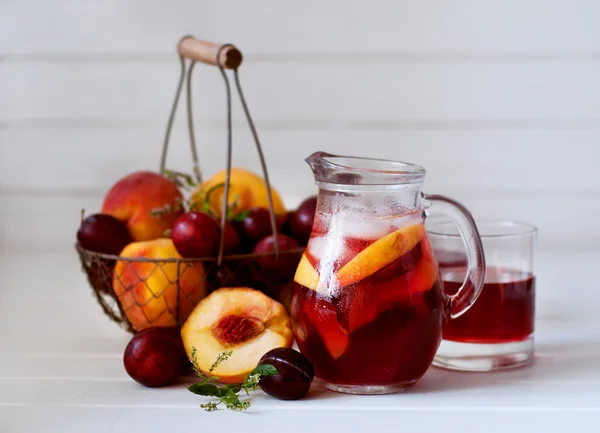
[427, 219, 537, 371]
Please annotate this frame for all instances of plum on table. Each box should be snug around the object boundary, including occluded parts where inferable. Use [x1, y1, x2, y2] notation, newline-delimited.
[123, 327, 189, 387]
[258, 347, 315, 400]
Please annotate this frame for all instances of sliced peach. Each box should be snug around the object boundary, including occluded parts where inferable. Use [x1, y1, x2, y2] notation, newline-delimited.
[338, 250, 439, 332]
[336, 224, 425, 288]
[336, 285, 379, 333]
[308, 298, 348, 359]
[370, 255, 438, 308]
[293, 253, 321, 292]
[180, 287, 293, 384]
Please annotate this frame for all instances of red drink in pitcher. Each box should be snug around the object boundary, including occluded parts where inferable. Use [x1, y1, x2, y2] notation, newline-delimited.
[292, 210, 446, 390]
[293, 152, 486, 393]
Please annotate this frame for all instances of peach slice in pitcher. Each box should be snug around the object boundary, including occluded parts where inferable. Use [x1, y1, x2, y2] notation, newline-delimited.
[305, 297, 349, 359]
[336, 241, 438, 333]
[335, 224, 425, 288]
[294, 253, 321, 292]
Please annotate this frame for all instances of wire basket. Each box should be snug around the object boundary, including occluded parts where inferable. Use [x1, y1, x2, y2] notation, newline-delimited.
[76, 37, 305, 333]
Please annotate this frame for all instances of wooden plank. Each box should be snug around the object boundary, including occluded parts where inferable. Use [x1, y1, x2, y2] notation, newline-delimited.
[1, 61, 599, 123]
[2, 129, 600, 192]
[1, 0, 599, 56]
[2, 333, 599, 380]
[1, 369, 599, 407]
[2, 407, 599, 433]
[1, 193, 599, 251]
[0, 250, 598, 376]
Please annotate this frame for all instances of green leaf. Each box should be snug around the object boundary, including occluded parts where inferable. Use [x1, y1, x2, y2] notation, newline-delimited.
[188, 352, 271, 412]
[250, 364, 278, 377]
[230, 208, 250, 222]
[188, 383, 222, 397]
[228, 385, 242, 393]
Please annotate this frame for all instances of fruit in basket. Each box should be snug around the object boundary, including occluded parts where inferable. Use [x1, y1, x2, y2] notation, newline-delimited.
[239, 207, 279, 244]
[123, 327, 189, 387]
[113, 238, 207, 331]
[253, 234, 300, 284]
[77, 213, 132, 255]
[257, 348, 315, 400]
[288, 196, 317, 245]
[181, 287, 293, 384]
[171, 212, 221, 258]
[222, 220, 241, 253]
[102, 171, 183, 242]
[206, 261, 254, 292]
[190, 168, 286, 218]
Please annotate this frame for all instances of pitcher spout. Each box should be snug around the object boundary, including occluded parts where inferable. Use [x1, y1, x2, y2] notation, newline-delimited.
[305, 151, 338, 178]
[305, 151, 426, 188]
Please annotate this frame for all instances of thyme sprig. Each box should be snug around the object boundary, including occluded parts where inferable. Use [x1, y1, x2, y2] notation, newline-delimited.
[187, 346, 277, 411]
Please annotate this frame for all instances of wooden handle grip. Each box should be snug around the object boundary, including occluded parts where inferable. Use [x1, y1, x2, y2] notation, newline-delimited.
[177, 36, 243, 69]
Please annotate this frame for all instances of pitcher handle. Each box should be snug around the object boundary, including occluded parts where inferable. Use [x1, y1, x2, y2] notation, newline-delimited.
[424, 194, 486, 319]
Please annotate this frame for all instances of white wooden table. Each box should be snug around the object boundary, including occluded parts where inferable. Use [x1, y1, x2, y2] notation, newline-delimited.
[1, 250, 599, 433]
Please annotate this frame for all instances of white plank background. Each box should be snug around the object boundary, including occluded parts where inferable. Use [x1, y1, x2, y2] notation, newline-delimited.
[2, 2, 600, 430]
[2, 0, 600, 253]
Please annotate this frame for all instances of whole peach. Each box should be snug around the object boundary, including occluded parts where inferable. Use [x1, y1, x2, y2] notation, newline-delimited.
[190, 168, 286, 218]
[102, 171, 183, 242]
[113, 238, 207, 331]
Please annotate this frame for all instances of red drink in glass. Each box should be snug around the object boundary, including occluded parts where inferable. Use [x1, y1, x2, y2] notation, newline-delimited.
[429, 220, 537, 371]
[440, 267, 535, 343]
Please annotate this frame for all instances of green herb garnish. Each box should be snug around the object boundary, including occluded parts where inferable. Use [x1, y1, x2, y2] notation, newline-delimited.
[187, 346, 278, 411]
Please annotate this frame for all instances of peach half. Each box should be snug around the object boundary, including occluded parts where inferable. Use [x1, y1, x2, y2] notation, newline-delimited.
[180, 287, 294, 384]
[113, 238, 207, 331]
[336, 224, 425, 288]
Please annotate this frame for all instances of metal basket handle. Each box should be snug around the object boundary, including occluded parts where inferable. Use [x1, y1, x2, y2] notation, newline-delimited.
[160, 36, 280, 265]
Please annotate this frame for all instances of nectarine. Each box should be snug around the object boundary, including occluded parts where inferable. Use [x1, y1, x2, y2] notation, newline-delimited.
[113, 238, 207, 331]
[102, 171, 183, 242]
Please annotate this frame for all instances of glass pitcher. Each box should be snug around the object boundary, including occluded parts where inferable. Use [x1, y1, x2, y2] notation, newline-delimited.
[291, 152, 486, 395]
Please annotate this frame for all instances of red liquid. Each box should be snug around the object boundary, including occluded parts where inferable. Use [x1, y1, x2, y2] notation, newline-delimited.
[441, 267, 535, 343]
[291, 228, 447, 387]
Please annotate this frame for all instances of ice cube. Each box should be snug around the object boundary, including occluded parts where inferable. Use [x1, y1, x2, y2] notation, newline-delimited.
[344, 217, 391, 240]
[307, 235, 326, 261]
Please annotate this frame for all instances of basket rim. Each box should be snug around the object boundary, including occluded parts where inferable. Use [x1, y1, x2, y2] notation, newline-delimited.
[75, 242, 306, 263]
